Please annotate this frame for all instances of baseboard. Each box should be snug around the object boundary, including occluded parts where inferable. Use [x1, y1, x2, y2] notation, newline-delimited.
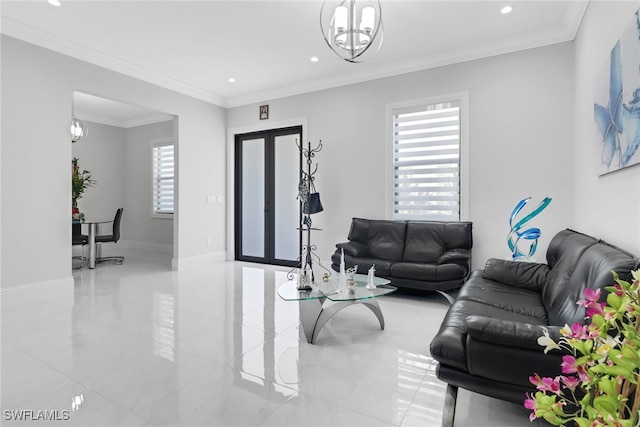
[117, 240, 173, 255]
[171, 251, 226, 270]
[1, 276, 75, 294]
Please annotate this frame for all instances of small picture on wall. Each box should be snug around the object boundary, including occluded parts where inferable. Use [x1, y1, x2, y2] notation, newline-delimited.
[259, 105, 269, 120]
[594, 7, 640, 175]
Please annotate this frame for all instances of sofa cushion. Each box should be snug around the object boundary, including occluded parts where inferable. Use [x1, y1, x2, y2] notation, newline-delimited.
[367, 220, 406, 261]
[347, 218, 371, 245]
[390, 262, 466, 282]
[430, 299, 548, 372]
[403, 222, 446, 263]
[482, 258, 549, 292]
[336, 241, 370, 258]
[438, 249, 471, 265]
[544, 240, 638, 326]
[456, 272, 548, 321]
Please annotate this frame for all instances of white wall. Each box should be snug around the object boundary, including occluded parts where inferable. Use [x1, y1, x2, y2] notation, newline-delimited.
[124, 120, 174, 248]
[72, 121, 126, 221]
[1, 35, 226, 289]
[228, 42, 575, 269]
[574, 1, 640, 256]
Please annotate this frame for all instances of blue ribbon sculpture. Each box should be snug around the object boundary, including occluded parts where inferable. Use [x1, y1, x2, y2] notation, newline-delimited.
[507, 197, 552, 260]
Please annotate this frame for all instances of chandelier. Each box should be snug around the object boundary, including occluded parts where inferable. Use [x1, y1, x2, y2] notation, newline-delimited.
[320, 0, 383, 63]
[71, 116, 87, 142]
[70, 103, 87, 143]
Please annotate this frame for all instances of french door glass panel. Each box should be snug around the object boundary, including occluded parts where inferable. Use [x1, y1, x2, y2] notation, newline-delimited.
[274, 134, 300, 261]
[241, 138, 265, 258]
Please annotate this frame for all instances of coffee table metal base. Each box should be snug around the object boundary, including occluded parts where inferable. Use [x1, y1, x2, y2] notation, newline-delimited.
[300, 298, 385, 344]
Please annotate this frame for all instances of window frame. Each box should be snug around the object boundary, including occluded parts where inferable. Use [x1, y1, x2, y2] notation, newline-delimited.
[385, 93, 469, 221]
[151, 138, 175, 219]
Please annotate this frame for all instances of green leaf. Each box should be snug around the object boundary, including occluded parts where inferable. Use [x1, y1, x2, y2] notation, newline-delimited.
[593, 395, 618, 414]
[602, 365, 632, 378]
[542, 412, 564, 426]
[607, 293, 622, 310]
[597, 377, 616, 396]
[573, 418, 591, 427]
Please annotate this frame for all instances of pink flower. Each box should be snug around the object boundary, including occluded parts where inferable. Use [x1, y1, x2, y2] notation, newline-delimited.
[561, 355, 578, 374]
[612, 284, 624, 297]
[577, 366, 590, 382]
[583, 288, 601, 303]
[561, 375, 580, 391]
[524, 392, 540, 421]
[604, 308, 617, 321]
[529, 373, 542, 386]
[568, 323, 590, 339]
[538, 376, 562, 395]
[577, 288, 607, 318]
[587, 302, 606, 318]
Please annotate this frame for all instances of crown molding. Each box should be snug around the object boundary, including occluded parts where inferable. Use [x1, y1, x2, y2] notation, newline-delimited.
[1, 16, 228, 107]
[226, 31, 579, 108]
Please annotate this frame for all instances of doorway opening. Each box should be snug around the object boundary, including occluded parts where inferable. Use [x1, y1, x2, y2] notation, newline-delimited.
[71, 91, 177, 268]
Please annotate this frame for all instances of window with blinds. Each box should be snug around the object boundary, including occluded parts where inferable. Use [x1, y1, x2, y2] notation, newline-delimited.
[392, 101, 461, 221]
[152, 142, 174, 215]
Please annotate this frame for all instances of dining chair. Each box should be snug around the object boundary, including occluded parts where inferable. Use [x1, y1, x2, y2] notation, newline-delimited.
[95, 208, 124, 265]
[72, 222, 89, 268]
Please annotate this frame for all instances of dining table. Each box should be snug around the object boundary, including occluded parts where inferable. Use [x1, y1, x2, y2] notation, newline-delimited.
[73, 218, 112, 269]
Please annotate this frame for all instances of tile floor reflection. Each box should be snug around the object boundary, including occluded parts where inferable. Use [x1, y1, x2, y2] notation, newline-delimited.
[1, 250, 541, 426]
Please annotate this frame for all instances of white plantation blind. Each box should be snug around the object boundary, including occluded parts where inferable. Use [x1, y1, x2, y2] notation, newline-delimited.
[393, 101, 461, 221]
[153, 142, 174, 215]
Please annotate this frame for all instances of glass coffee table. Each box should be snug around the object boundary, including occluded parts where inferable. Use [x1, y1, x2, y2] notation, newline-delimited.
[278, 274, 397, 344]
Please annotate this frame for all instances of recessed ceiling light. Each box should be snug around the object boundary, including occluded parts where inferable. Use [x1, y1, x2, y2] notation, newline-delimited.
[310, 56, 319, 63]
[501, 5, 513, 14]
[228, 78, 236, 83]
[48, 0, 61, 6]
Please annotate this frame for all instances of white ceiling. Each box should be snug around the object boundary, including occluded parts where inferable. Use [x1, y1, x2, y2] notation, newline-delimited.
[1, 0, 588, 114]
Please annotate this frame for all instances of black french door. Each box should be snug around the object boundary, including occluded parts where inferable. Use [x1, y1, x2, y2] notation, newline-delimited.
[234, 126, 302, 267]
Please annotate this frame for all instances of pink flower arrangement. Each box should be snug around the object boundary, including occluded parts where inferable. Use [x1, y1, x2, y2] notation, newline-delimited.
[526, 270, 640, 426]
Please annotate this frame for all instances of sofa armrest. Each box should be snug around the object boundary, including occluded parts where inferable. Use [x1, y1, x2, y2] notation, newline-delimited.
[336, 241, 371, 258]
[482, 258, 549, 292]
[438, 248, 470, 265]
[465, 315, 563, 352]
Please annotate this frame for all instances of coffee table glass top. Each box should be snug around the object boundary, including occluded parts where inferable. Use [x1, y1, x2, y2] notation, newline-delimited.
[277, 274, 396, 302]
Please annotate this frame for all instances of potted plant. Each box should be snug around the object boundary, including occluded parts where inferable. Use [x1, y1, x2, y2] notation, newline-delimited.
[525, 269, 640, 426]
[72, 157, 96, 219]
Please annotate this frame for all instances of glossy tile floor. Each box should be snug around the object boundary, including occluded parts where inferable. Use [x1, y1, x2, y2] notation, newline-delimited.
[1, 249, 542, 426]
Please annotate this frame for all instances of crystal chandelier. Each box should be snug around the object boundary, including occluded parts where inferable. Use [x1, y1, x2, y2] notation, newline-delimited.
[320, 0, 383, 63]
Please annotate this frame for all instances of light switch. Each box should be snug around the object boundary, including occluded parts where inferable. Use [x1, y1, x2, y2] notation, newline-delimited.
[207, 195, 215, 203]
[216, 195, 225, 203]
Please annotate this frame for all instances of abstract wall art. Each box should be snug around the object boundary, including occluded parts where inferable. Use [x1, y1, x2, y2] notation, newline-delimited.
[594, 7, 640, 175]
[507, 197, 552, 261]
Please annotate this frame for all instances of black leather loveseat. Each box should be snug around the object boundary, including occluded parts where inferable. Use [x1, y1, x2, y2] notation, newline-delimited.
[430, 228, 638, 422]
[331, 218, 473, 293]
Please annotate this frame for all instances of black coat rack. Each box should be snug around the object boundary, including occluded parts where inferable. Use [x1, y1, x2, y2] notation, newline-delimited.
[289, 140, 331, 290]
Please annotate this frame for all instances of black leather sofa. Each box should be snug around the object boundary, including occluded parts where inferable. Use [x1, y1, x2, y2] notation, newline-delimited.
[430, 228, 638, 424]
[330, 218, 473, 293]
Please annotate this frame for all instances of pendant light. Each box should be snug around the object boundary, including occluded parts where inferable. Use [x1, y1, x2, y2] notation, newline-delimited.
[320, 0, 383, 63]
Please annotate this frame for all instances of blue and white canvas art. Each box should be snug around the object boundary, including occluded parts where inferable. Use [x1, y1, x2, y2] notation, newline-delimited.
[594, 8, 640, 175]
